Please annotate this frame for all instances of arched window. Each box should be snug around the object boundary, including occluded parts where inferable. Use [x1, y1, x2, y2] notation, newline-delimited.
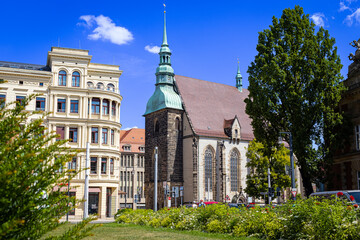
[230, 150, 239, 192]
[58, 70, 67, 86]
[87, 81, 94, 89]
[205, 148, 213, 192]
[107, 83, 115, 92]
[97, 82, 104, 90]
[154, 120, 159, 135]
[175, 118, 180, 131]
[72, 71, 80, 87]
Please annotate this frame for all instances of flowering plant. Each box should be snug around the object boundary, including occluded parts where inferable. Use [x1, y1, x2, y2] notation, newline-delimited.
[337, 191, 343, 197]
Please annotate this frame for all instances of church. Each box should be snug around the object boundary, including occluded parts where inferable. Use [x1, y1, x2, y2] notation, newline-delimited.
[143, 10, 254, 209]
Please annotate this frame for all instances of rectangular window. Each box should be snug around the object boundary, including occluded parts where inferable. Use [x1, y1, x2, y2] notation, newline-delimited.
[102, 128, 108, 144]
[91, 127, 98, 143]
[69, 128, 78, 143]
[103, 99, 109, 115]
[57, 99, 66, 112]
[56, 126, 65, 141]
[112, 102, 116, 116]
[16, 96, 26, 107]
[121, 156, 123, 167]
[0, 94, 6, 108]
[356, 126, 360, 150]
[70, 100, 79, 113]
[91, 98, 100, 114]
[90, 157, 97, 174]
[110, 158, 114, 175]
[111, 129, 115, 145]
[36, 97, 46, 111]
[70, 157, 77, 170]
[101, 158, 107, 174]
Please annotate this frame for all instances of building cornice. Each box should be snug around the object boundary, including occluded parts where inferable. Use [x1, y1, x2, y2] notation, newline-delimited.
[47, 116, 122, 128]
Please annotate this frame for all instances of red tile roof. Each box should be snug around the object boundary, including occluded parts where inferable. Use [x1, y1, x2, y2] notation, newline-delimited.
[175, 75, 254, 141]
[120, 128, 145, 153]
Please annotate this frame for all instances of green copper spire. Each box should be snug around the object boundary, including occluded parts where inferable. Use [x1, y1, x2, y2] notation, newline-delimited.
[162, 7, 168, 46]
[144, 5, 183, 116]
[236, 60, 243, 92]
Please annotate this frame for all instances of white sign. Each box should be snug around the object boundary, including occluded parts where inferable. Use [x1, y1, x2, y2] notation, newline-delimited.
[168, 197, 171, 208]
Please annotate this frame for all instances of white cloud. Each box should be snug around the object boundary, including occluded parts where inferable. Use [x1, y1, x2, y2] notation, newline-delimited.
[344, 8, 360, 25]
[79, 15, 133, 45]
[340, 1, 350, 11]
[145, 45, 160, 54]
[310, 13, 327, 27]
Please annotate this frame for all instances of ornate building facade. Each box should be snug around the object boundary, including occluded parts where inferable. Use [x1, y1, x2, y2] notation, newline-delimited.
[0, 47, 123, 219]
[144, 10, 254, 209]
[119, 128, 146, 209]
[333, 41, 360, 190]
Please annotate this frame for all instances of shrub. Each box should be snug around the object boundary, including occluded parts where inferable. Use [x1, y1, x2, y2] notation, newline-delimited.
[115, 199, 360, 239]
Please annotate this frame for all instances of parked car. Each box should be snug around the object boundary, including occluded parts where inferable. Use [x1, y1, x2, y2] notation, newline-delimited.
[310, 190, 360, 205]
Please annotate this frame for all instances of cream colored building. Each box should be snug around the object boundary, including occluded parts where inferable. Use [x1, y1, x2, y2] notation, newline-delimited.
[0, 47, 122, 219]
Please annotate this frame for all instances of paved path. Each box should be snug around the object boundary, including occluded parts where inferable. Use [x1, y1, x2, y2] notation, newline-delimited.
[60, 219, 115, 224]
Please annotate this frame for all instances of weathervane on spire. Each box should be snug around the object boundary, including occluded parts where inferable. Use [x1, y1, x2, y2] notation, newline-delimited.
[163, 3, 166, 13]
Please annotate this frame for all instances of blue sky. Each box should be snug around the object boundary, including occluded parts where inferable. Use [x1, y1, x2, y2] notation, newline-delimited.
[1, 0, 360, 129]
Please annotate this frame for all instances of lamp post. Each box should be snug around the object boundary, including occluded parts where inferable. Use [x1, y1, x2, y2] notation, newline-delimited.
[279, 132, 295, 200]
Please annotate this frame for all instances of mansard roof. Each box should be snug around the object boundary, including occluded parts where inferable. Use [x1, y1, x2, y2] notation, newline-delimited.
[0, 61, 50, 71]
[175, 75, 254, 141]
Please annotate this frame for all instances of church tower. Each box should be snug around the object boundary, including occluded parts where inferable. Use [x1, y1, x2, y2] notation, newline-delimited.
[236, 61, 243, 92]
[144, 7, 184, 209]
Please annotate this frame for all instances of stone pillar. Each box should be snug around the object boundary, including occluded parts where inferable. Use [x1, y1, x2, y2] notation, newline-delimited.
[100, 186, 107, 219]
[100, 98, 103, 118]
[88, 97, 92, 119]
[66, 95, 70, 117]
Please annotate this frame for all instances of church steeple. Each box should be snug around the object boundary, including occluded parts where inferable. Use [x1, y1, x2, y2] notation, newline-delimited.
[144, 5, 183, 116]
[236, 60, 243, 92]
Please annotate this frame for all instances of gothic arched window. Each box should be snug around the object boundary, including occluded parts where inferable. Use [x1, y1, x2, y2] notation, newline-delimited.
[230, 150, 239, 192]
[175, 117, 180, 131]
[205, 148, 213, 192]
[154, 120, 160, 135]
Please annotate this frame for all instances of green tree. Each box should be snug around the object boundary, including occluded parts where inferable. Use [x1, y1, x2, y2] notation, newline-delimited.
[0, 95, 96, 239]
[245, 6, 346, 196]
[245, 139, 290, 200]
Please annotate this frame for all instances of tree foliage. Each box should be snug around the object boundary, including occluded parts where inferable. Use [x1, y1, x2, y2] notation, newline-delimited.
[245, 139, 290, 199]
[0, 95, 96, 239]
[245, 6, 346, 196]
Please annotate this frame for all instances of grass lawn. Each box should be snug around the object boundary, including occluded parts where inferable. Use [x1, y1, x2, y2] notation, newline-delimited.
[45, 223, 258, 240]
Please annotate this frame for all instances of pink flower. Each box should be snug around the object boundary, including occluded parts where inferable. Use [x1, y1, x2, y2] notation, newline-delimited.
[337, 192, 344, 197]
[350, 195, 355, 201]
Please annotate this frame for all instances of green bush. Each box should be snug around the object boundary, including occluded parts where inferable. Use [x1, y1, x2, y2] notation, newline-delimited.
[115, 199, 360, 239]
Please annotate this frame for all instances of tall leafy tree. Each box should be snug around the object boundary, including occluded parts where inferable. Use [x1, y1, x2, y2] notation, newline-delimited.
[0, 95, 96, 239]
[245, 139, 290, 200]
[245, 6, 346, 196]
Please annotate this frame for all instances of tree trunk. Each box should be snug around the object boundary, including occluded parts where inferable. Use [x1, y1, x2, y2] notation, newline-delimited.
[299, 166, 314, 197]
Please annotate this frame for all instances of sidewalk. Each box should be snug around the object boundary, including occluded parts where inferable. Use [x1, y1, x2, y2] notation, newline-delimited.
[60, 218, 115, 224]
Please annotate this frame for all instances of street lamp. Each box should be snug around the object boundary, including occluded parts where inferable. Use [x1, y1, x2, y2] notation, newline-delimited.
[279, 132, 295, 200]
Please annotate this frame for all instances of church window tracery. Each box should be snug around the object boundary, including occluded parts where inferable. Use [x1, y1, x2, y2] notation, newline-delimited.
[230, 150, 239, 192]
[205, 148, 213, 192]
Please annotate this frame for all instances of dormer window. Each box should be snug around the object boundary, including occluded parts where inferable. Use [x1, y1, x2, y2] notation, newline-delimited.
[123, 145, 131, 151]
